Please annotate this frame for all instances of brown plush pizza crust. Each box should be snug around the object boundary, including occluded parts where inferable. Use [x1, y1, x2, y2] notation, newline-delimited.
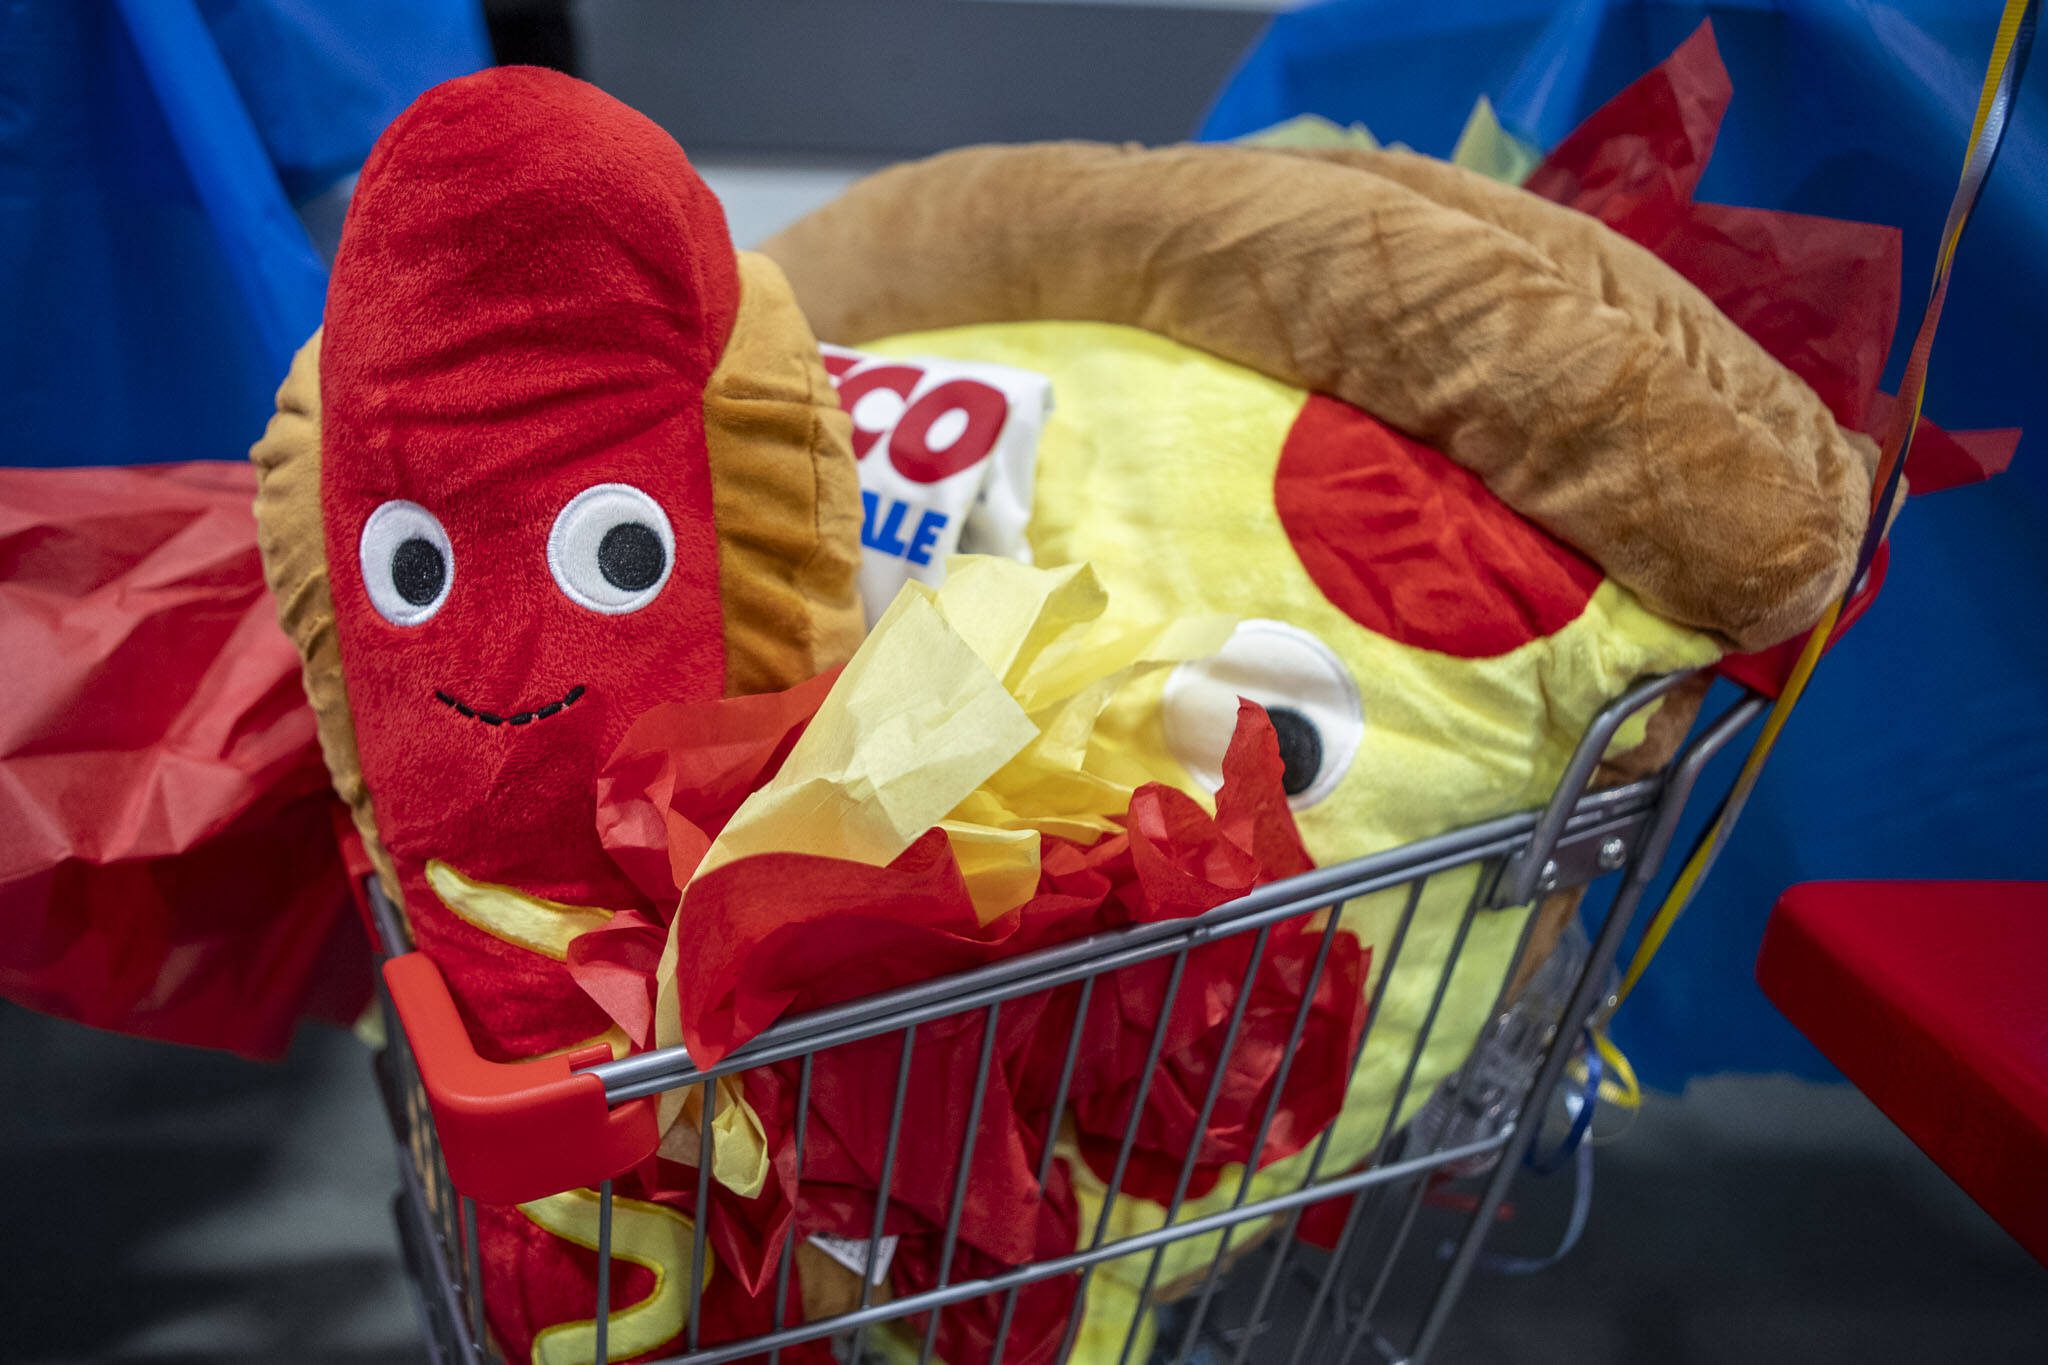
[761, 142, 1876, 652]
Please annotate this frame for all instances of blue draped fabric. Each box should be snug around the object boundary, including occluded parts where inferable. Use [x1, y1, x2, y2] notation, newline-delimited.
[1202, 1, 2047, 1086]
[0, 0, 487, 469]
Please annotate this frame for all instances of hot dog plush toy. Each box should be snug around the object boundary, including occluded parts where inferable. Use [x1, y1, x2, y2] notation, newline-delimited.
[250, 67, 863, 1363]
[759, 73, 1884, 1356]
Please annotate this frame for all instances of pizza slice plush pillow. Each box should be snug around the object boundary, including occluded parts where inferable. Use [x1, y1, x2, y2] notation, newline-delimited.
[760, 138, 1874, 1355]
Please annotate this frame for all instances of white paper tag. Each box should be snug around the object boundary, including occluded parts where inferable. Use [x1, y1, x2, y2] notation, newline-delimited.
[806, 1232, 899, 1286]
[820, 343, 1052, 624]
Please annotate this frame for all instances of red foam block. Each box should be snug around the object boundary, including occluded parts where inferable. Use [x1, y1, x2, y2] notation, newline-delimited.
[1757, 881, 2048, 1266]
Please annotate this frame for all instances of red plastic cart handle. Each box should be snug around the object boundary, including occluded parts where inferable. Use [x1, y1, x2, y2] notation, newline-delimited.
[383, 951, 660, 1206]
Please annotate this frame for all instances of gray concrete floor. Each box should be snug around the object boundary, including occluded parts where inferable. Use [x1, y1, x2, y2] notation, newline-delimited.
[4, 1001, 2042, 1364]
[2, 1004, 419, 1365]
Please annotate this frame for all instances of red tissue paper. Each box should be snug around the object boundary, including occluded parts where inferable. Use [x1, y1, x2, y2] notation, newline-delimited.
[1043, 711, 1368, 1206]
[591, 694, 1367, 1364]
[0, 462, 367, 1057]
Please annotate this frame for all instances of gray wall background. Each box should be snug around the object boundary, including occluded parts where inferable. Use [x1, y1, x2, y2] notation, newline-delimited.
[574, 0, 1269, 157]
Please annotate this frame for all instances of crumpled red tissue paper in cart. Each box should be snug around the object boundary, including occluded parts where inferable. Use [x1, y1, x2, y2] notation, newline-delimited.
[587, 682, 1369, 1365]
[1033, 711, 1368, 1208]
[508, 668, 854, 1358]
[0, 462, 368, 1057]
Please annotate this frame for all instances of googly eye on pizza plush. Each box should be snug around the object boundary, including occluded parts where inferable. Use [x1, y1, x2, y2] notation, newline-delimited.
[1161, 618, 1364, 809]
[250, 65, 862, 1365]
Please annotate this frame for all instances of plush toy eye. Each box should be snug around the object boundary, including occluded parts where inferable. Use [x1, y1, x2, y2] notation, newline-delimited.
[546, 483, 675, 614]
[360, 500, 454, 626]
[1162, 618, 1363, 809]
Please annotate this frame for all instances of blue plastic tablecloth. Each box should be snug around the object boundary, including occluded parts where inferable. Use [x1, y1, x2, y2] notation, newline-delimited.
[0, 0, 487, 470]
[1202, 0, 2048, 1087]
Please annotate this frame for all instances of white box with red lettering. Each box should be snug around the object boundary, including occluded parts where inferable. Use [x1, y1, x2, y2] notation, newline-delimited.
[819, 343, 1052, 622]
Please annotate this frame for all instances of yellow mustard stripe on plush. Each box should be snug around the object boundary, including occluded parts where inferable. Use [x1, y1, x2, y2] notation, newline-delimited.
[656, 1072, 773, 1200]
[521, 1188, 708, 1365]
[425, 859, 616, 961]
[1079, 1270, 1155, 1365]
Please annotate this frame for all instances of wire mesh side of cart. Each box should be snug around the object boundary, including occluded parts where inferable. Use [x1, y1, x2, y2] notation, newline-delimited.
[376, 674, 1764, 1365]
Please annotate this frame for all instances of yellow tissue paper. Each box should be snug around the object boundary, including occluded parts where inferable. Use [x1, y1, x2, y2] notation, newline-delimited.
[693, 556, 1227, 894]
[1450, 94, 1543, 185]
[691, 577, 1039, 881]
[1238, 100, 1539, 187]
[651, 556, 1232, 1132]
[656, 1073, 771, 1199]
[1237, 112, 1382, 151]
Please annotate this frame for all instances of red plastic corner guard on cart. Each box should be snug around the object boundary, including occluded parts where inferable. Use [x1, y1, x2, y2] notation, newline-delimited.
[383, 951, 661, 1207]
[1758, 880, 2048, 1267]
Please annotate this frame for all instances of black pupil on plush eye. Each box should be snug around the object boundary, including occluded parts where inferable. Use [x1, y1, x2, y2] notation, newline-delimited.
[598, 521, 664, 592]
[391, 536, 445, 607]
[1265, 706, 1323, 797]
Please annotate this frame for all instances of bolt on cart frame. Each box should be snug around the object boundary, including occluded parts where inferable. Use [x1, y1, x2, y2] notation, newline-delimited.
[371, 672, 1766, 1365]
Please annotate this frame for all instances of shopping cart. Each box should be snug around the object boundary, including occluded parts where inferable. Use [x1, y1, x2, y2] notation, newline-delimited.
[369, 671, 1764, 1365]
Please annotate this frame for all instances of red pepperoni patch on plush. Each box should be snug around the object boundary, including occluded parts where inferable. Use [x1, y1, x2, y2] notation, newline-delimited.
[1274, 394, 1602, 658]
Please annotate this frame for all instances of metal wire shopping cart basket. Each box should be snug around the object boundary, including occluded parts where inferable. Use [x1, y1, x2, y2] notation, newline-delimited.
[369, 672, 1764, 1365]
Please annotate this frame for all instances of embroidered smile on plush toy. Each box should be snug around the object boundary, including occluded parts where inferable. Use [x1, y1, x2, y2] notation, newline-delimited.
[251, 66, 863, 1364]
